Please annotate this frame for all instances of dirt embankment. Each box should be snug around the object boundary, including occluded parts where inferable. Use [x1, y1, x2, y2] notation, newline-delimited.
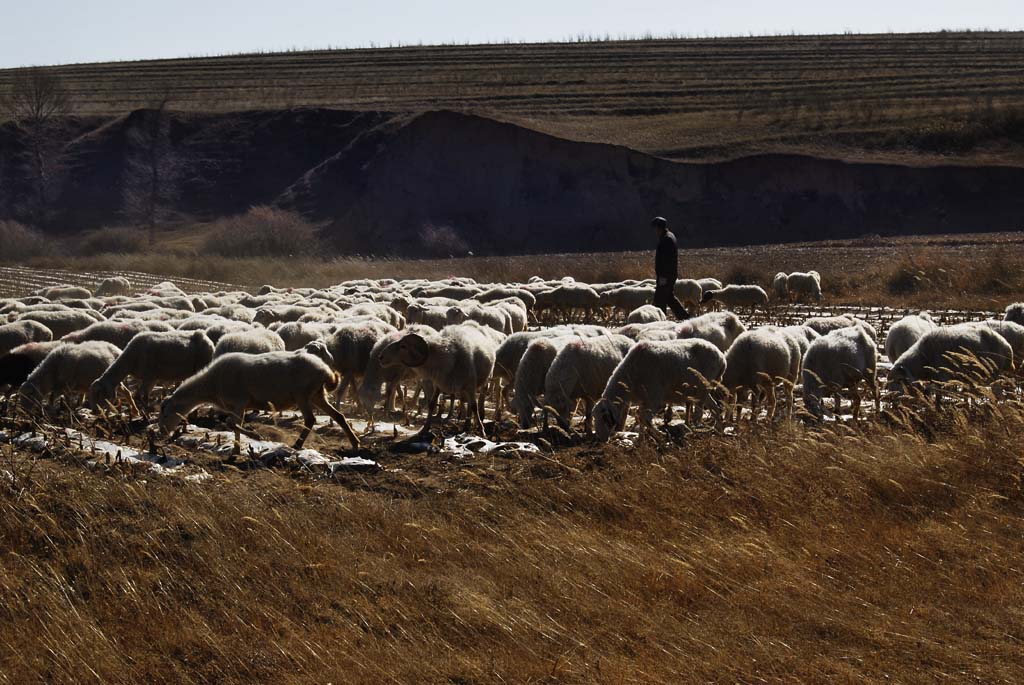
[2, 108, 1022, 255]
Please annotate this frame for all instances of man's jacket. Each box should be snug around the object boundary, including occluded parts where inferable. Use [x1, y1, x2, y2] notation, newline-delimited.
[655, 230, 679, 281]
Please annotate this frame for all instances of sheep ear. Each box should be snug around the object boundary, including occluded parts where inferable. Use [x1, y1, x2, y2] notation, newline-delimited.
[398, 334, 429, 367]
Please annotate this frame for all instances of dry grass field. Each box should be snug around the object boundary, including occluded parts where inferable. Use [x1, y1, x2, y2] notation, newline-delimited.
[4, 31, 1024, 163]
[1, 233, 1023, 681]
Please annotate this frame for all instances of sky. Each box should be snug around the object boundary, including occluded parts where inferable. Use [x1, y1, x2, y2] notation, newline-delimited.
[2, 0, 1022, 68]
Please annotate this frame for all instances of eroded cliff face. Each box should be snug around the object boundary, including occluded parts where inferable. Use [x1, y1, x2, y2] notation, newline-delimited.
[2, 108, 1021, 255]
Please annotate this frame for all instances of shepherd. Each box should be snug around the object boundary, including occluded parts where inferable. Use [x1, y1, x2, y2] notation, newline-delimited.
[651, 216, 690, 320]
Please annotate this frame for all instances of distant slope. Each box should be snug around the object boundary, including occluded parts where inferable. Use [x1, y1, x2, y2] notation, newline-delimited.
[2, 108, 1022, 256]
[2, 32, 1024, 163]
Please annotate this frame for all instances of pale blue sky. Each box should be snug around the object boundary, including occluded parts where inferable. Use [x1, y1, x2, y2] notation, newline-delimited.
[3, 0, 1021, 68]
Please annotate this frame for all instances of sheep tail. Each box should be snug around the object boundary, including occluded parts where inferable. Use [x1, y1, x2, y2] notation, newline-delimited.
[324, 370, 342, 393]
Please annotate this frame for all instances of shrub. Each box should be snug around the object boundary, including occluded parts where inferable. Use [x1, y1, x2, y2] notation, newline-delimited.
[74, 226, 147, 256]
[201, 206, 324, 258]
[0, 220, 51, 261]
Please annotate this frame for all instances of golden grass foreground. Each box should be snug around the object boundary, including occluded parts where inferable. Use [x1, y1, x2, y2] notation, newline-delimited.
[1, 395, 1023, 683]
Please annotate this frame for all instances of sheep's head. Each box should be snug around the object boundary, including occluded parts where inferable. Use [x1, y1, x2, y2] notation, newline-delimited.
[701, 290, 718, 304]
[886, 362, 915, 393]
[87, 379, 115, 410]
[380, 333, 430, 368]
[157, 401, 185, 436]
[593, 399, 621, 442]
[302, 340, 335, 367]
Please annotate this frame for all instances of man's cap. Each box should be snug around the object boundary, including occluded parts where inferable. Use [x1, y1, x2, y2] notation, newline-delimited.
[651, 216, 667, 229]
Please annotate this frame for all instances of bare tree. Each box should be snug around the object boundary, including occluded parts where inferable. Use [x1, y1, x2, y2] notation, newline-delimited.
[0, 67, 73, 226]
[122, 96, 184, 244]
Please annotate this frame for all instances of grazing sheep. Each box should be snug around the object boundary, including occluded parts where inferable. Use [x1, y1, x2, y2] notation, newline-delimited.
[0, 320, 53, 357]
[446, 302, 510, 333]
[95, 277, 131, 296]
[599, 286, 656, 317]
[884, 313, 937, 362]
[695, 278, 723, 293]
[803, 315, 877, 341]
[487, 298, 529, 333]
[213, 328, 287, 357]
[377, 324, 496, 433]
[89, 330, 215, 412]
[0, 353, 38, 405]
[701, 285, 769, 312]
[1005, 303, 1024, 326]
[972, 320, 1024, 367]
[19, 341, 122, 412]
[17, 310, 100, 339]
[771, 273, 789, 301]
[320, 319, 397, 402]
[544, 334, 633, 432]
[62, 319, 174, 349]
[761, 324, 821, 355]
[786, 271, 822, 301]
[272, 321, 338, 351]
[720, 328, 802, 421]
[476, 287, 536, 310]
[36, 285, 92, 301]
[158, 350, 360, 454]
[357, 325, 436, 416]
[802, 325, 879, 419]
[676, 311, 747, 352]
[492, 327, 576, 415]
[888, 324, 1015, 394]
[545, 284, 602, 322]
[594, 339, 726, 442]
[406, 303, 450, 330]
[176, 316, 252, 344]
[201, 304, 256, 323]
[626, 304, 667, 325]
[6, 341, 62, 365]
[615, 320, 678, 341]
[673, 279, 703, 311]
[511, 335, 577, 427]
[342, 302, 405, 329]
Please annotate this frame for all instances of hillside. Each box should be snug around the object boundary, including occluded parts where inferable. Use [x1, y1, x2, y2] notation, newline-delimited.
[2, 31, 1024, 164]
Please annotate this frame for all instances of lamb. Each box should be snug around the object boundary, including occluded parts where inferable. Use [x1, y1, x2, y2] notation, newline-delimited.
[510, 335, 577, 427]
[785, 271, 822, 301]
[158, 349, 360, 455]
[673, 279, 703, 311]
[17, 310, 101, 339]
[62, 319, 174, 349]
[884, 313, 937, 362]
[802, 325, 879, 419]
[701, 285, 769, 312]
[377, 324, 496, 433]
[626, 305, 667, 325]
[95, 277, 131, 296]
[0, 319, 53, 357]
[89, 330, 215, 412]
[18, 341, 122, 412]
[888, 325, 1015, 393]
[594, 338, 727, 442]
[213, 328, 287, 357]
[803, 315, 877, 341]
[1005, 303, 1024, 326]
[720, 328, 802, 421]
[676, 311, 747, 352]
[543, 334, 633, 432]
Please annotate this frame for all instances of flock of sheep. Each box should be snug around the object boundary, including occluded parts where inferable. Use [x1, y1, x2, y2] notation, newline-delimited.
[0, 272, 1022, 456]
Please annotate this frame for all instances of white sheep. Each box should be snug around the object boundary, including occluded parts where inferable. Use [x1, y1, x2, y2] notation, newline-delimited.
[272, 321, 339, 351]
[888, 324, 1015, 395]
[786, 271, 822, 301]
[626, 304, 667, 325]
[803, 315, 877, 341]
[771, 272, 789, 301]
[357, 325, 437, 416]
[676, 311, 747, 352]
[17, 309, 101, 338]
[36, 285, 92, 301]
[377, 324, 496, 433]
[62, 319, 175, 349]
[90, 330, 215, 412]
[695, 277, 723, 293]
[720, 328, 802, 421]
[158, 349, 360, 455]
[701, 285, 769, 312]
[320, 319, 397, 402]
[543, 334, 633, 432]
[19, 341, 122, 412]
[445, 302, 510, 333]
[510, 335, 577, 427]
[802, 325, 879, 419]
[95, 277, 131, 296]
[884, 313, 937, 362]
[971, 320, 1024, 368]
[594, 338, 726, 442]
[213, 328, 287, 357]
[1004, 303, 1024, 326]
[0, 320, 53, 357]
[673, 279, 703, 311]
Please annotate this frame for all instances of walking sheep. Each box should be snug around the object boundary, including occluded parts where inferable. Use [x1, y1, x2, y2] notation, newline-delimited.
[213, 328, 287, 357]
[158, 349, 360, 455]
[701, 285, 769, 312]
[19, 341, 122, 413]
[888, 325, 1015, 399]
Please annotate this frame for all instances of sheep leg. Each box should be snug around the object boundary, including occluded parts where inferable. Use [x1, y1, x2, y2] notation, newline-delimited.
[314, 390, 361, 449]
[421, 388, 441, 433]
[766, 384, 777, 422]
[293, 403, 317, 450]
[871, 372, 880, 414]
[833, 392, 842, 418]
[851, 386, 862, 420]
[336, 373, 354, 404]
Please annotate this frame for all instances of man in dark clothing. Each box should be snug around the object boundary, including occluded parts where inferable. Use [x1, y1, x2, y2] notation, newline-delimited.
[651, 216, 690, 320]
